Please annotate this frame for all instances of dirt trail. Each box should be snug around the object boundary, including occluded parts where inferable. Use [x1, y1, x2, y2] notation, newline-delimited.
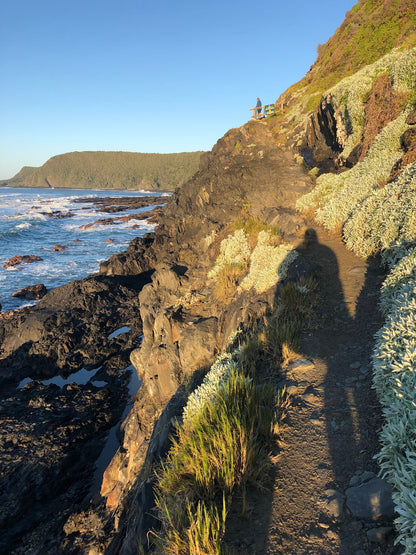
[225, 227, 400, 554]
[264, 227, 399, 554]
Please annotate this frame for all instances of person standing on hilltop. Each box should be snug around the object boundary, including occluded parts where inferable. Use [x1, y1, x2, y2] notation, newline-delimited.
[256, 97, 262, 119]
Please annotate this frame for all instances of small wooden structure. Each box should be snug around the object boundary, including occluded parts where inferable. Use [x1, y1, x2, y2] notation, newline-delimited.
[250, 101, 283, 120]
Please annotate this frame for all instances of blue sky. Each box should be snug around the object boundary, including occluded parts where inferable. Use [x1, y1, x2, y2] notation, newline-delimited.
[0, 0, 355, 179]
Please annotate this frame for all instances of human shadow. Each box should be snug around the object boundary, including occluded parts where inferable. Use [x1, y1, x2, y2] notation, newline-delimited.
[263, 228, 386, 553]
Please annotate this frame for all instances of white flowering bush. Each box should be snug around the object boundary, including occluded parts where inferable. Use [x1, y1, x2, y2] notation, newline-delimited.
[380, 250, 416, 315]
[323, 48, 406, 158]
[207, 229, 250, 279]
[239, 231, 298, 294]
[390, 47, 416, 93]
[182, 350, 240, 423]
[382, 238, 416, 269]
[344, 162, 416, 257]
[315, 112, 409, 230]
[372, 237, 416, 552]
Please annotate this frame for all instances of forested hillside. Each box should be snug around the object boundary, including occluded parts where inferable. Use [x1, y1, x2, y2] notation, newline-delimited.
[0, 150, 203, 191]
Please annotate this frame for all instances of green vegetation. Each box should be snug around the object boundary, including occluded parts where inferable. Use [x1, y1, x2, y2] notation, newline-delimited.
[0, 150, 203, 191]
[373, 247, 416, 553]
[344, 162, 416, 257]
[153, 272, 319, 553]
[300, 0, 416, 96]
[208, 214, 294, 303]
[153, 350, 284, 554]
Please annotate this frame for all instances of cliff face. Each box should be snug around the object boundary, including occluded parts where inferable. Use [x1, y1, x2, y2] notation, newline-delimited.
[2, 2, 415, 552]
[61, 121, 312, 553]
[63, 40, 416, 552]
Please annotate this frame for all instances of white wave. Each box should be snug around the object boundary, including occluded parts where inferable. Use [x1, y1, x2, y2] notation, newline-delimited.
[15, 222, 31, 230]
[120, 220, 156, 230]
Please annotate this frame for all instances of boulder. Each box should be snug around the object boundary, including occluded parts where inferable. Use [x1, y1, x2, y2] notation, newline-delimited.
[4, 255, 43, 269]
[53, 244, 66, 251]
[345, 477, 395, 520]
[12, 284, 47, 300]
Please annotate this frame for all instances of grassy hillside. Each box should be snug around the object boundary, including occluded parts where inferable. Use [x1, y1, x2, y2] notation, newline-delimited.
[282, 0, 416, 106]
[1, 151, 203, 191]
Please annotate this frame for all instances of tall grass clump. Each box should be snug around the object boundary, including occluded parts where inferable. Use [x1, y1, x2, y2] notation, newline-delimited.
[344, 162, 416, 258]
[373, 248, 416, 553]
[265, 276, 320, 364]
[154, 347, 283, 554]
[297, 110, 410, 230]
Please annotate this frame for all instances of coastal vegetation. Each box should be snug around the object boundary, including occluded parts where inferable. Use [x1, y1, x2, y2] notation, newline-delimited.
[154, 275, 319, 553]
[285, 0, 416, 100]
[0, 150, 203, 191]
[293, 22, 416, 548]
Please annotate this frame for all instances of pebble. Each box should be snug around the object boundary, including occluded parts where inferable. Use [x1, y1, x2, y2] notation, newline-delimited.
[322, 489, 345, 518]
[349, 361, 361, 369]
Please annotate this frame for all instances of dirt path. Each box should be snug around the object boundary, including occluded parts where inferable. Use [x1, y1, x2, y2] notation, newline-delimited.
[224, 227, 401, 554]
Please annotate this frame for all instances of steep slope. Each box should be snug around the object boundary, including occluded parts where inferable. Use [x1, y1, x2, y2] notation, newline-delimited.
[0, 150, 203, 191]
[60, 2, 416, 553]
[2, 1, 416, 553]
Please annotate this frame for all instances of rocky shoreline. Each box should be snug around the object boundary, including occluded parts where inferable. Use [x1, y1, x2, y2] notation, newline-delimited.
[0, 121, 314, 553]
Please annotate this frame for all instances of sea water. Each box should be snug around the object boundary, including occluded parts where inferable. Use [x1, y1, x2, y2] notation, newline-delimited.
[0, 187, 168, 311]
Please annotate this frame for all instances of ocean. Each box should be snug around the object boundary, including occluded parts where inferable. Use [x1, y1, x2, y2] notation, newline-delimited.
[0, 187, 167, 312]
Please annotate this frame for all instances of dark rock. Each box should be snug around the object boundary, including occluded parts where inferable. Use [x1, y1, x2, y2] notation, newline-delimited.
[405, 108, 416, 125]
[4, 255, 43, 269]
[99, 235, 156, 276]
[346, 477, 395, 519]
[322, 489, 345, 518]
[42, 210, 74, 218]
[53, 244, 66, 251]
[12, 283, 47, 300]
[401, 127, 416, 151]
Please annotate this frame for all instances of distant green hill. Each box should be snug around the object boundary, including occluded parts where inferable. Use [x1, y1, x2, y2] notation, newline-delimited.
[1, 151, 204, 191]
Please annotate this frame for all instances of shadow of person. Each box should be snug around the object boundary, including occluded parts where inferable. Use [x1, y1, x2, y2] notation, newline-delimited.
[291, 227, 360, 483]
[263, 228, 385, 553]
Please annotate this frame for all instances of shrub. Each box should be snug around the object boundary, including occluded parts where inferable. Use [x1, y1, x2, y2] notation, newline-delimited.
[297, 111, 410, 230]
[239, 231, 298, 294]
[373, 264, 416, 553]
[207, 229, 250, 280]
[343, 162, 416, 258]
[154, 350, 282, 554]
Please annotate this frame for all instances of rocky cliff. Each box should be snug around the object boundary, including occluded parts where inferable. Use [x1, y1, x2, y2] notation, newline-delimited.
[1, 1, 416, 552]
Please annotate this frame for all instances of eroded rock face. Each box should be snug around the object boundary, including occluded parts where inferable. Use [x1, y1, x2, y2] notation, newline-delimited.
[12, 283, 47, 300]
[66, 121, 313, 554]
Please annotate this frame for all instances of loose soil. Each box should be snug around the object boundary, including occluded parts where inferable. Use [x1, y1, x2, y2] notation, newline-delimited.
[224, 227, 402, 554]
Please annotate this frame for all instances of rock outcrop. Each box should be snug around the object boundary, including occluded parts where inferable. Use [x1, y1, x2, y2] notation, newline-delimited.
[61, 121, 312, 553]
[12, 283, 47, 300]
